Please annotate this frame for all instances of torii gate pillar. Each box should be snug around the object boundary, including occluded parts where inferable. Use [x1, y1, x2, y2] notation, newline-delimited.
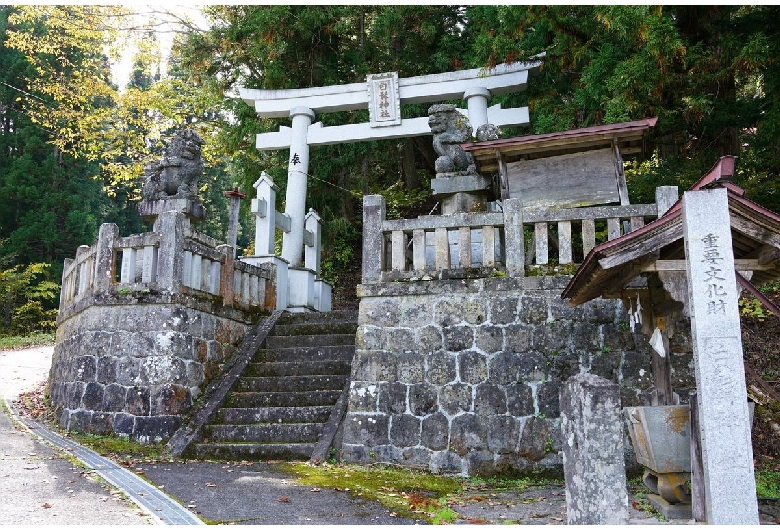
[282, 106, 316, 267]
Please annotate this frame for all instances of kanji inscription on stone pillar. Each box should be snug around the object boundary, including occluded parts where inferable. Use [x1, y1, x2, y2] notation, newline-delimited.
[682, 188, 758, 524]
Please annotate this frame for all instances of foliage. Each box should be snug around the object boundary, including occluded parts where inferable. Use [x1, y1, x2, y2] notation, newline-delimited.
[0, 261, 59, 335]
[0, 331, 54, 350]
[739, 297, 768, 322]
[755, 466, 780, 499]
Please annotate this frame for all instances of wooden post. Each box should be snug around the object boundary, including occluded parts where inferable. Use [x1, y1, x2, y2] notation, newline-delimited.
[689, 392, 706, 522]
[650, 316, 673, 406]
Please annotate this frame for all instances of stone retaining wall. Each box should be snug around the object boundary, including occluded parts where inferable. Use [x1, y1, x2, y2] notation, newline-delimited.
[49, 292, 259, 443]
[341, 275, 694, 476]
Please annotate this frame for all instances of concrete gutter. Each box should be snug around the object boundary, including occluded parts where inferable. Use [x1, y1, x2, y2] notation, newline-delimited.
[3, 393, 203, 525]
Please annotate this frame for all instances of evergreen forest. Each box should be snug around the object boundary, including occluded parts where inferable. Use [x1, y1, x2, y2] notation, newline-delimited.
[1, 5, 780, 334]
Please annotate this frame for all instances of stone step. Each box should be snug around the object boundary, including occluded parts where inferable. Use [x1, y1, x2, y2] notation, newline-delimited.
[244, 360, 352, 378]
[225, 390, 343, 408]
[192, 442, 316, 461]
[269, 321, 358, 338]
[262, 334, 356, 350]
[275, 310, 358, 326]
[215, 406, 332, 425]
[235, 375, 348, 393]
[205, 423, 322, 443]
[252, 344, 355, 362]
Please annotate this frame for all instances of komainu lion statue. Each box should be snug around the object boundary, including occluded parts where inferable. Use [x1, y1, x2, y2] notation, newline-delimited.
[428, 103, 476, 175]
[142, 129, 205, 202]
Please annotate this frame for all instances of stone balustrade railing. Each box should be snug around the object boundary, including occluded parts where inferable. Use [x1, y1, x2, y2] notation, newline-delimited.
[58, 210, 276, 320]
[363, 187, 677, 283]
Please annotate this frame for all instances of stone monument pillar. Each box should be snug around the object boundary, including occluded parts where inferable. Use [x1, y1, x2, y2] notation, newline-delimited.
[560, 373, 629, 525]
[281, 106, 316, 267]
[682, 188, 759, 524]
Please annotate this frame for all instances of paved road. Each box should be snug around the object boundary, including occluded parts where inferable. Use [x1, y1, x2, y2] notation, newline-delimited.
[0, 346, 153, 525]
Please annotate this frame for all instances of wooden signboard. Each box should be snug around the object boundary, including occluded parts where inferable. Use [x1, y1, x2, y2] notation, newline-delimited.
[506, 148, 623, 208]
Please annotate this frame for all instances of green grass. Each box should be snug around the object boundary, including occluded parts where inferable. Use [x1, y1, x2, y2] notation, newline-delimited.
[277, 462, 464, 523]
[756, 466, 780, 499]
[69, 432, 169, 461]
[0, 332, 55, 350]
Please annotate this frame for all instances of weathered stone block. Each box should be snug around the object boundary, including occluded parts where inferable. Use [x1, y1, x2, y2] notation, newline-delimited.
[495, 453, 534, 475]
[466, 450, 495, 476]
[474, 384, 507, 415]
[96, 356, 117, 384]
[185, 361, 205, 388]
[401, 446, 432, 468]
[532, 321, 572, 353]
[549, 299, 584, 321]
[400, 299, 434, 328]
[150, 384, 191, 415]
[66, 381, 85, 409]
[416, 325, 443, 353]
[519, 296, 548, 324]
[430, 450, 462, 474]
[435, 299, 464, 327]
[536, 381, 561, 417]
[409, 383, 438, 416]
[437, 385, 470, 418]
[351, 350, 397, 382]
[421, 413, 449, 451]
[132, 415, 181, 443]
[487, 351, 520, 385]
[68, 409, 92, 433]
[560, 373, 628, 525]
[458, 350, 487, 384]
[518, 416, 552, 461]
[506, 383, 534, 417]
[140, 355, 187, 385]
[396, 352, 424, 383]
[344, 413, 389, 446]
[362, 298, 401, 327]
[503, 324, 530, 353]
[116, 357, 140, 386]
[443, 325, 474, 351]
[490, 296, 519, 324]
[602, 323, 636, 352]
[82, 382, 104, 410]
[75, 356, 97, 382]
[426, 351, 456, 385]
[570, 321, 601, 351]
[450, 414, 486, 456]
[385, 328, 416, 352]
[583, 298, 619, 324]
[125, 386, 150, 416]
[349, 381, 380, 412]
[475, 325, 502, 354]
[487, 415, 521, 453]
[390, 414, 421, 447]
[356, 325, 382, 350]
[102, 383, 127, 412]
[90, 412, 114, 435]
[113, 413, 135, 437]
[378, 381, 407, 414]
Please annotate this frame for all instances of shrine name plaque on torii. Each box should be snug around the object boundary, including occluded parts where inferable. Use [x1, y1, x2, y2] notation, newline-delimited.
[239, 62, 538, 267]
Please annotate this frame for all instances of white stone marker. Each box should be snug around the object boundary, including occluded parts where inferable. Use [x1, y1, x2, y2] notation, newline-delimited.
[682, 188, 758, 524]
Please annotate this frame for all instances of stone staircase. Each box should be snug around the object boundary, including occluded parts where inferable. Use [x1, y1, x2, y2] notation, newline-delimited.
[191, 310, 357, 461]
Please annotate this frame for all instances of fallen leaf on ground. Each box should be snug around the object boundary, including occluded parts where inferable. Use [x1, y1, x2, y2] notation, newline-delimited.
[42, 503, 52, 509]
[277, 496, 290, 503]
[205, 482, 216, 487]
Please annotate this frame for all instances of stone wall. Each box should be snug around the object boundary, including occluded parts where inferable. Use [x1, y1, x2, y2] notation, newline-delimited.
[341, 275, 695, 476]
[49, 294, 258, 443]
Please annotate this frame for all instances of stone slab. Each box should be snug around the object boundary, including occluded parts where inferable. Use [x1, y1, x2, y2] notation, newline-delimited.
[646, 494, 693, 522]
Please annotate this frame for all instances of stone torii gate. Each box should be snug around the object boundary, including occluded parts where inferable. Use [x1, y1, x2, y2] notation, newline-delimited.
[239, 61, 539, 269]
